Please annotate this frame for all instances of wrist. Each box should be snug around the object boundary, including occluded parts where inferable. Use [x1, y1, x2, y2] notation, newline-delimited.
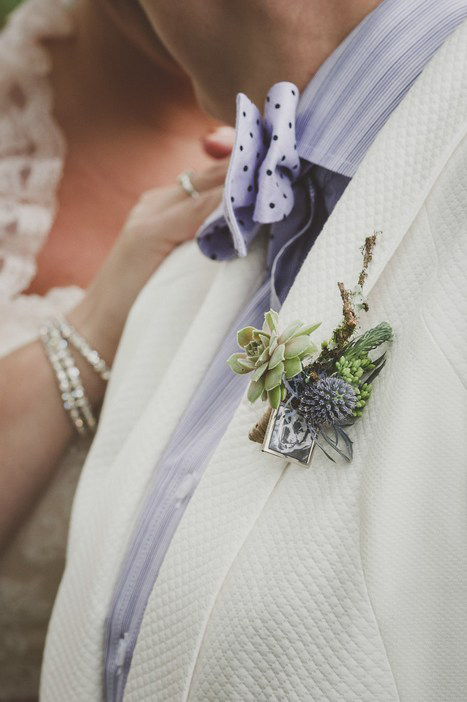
[68, 291, 122, 367]
[39, 321, 106, 423]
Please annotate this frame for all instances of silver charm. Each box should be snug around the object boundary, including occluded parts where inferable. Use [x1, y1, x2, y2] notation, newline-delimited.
[262, 403, 316, 467]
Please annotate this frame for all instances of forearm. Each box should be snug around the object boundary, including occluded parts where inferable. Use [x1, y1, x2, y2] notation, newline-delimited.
[0, 264, 156, 551]
[0, 337, 105, 550]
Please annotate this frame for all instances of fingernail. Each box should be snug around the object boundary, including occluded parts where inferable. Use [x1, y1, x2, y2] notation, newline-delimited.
[206, 126, 236, 144]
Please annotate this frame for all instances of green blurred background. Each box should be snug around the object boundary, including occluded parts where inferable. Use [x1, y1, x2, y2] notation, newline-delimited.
[0, 0, 23, 27]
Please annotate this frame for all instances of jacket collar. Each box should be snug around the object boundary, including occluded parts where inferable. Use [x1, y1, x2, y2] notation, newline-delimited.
[296, 0, 467, 176]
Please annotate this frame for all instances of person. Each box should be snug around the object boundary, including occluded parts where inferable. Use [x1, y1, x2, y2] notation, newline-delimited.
[41, 0, 467, 700]
[0, 0, 234, 697]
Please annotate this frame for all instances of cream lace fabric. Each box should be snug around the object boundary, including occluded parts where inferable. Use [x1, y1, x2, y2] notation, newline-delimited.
[0, 1, 92, 699]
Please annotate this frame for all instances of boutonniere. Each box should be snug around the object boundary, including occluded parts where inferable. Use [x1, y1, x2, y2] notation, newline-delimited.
[227, 234, 393, 466]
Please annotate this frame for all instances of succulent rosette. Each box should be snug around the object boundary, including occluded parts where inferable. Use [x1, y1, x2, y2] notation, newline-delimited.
[227, 309, 320, 408]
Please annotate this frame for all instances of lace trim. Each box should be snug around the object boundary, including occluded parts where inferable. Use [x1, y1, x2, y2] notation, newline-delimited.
[0, 0, 74, 299]
[0, 8, 89, 699]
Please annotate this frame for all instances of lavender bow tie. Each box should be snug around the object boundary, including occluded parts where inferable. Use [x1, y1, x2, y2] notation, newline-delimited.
[197, 82, 301, 261]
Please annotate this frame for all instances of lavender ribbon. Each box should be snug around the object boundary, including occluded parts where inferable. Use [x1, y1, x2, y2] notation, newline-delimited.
[197, 82, 301, 261]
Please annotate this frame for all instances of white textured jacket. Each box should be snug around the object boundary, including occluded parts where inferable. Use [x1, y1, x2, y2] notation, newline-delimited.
[42, 21, 467, 702]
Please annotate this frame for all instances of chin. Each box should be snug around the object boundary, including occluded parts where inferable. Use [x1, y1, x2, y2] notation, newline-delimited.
[98, 0, 180, 71]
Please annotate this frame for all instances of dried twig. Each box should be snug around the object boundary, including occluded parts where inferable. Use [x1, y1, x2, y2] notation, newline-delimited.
[338, 282, 358, 331]
[358, 233, 378, 287]
[331, 281, 358, 348]
[249, 406, 272, 444]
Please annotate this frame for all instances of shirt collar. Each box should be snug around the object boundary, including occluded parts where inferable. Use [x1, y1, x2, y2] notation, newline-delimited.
[296, 0, 467, 177]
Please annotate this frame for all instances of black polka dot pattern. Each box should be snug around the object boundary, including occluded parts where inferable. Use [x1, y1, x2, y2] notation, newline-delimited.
[197, 81, 301, 262]
[255, 82, 300, 225]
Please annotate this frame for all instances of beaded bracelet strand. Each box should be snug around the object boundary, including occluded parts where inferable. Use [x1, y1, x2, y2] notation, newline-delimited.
[39, 319, 108, 435]
[53, 318, 111, 382]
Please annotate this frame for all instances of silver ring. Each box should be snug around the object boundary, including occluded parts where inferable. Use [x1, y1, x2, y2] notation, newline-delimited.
[177, 170, 200, 199]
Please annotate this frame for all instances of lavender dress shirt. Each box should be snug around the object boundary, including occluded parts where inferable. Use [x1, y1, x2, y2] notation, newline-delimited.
[104, 1, 467, 699]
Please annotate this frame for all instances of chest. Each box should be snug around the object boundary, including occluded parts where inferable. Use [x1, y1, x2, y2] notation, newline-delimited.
[25, 128, 212, 296]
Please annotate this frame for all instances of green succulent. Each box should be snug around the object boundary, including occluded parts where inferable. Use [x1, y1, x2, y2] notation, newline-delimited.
[227, 309, 320, 409]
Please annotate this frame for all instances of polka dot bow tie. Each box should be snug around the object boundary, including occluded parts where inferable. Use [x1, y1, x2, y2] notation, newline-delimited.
[197, 82, 301, 261]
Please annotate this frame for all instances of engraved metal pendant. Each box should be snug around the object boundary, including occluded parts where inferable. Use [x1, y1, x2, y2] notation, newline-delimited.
[262, 403, 316, 467]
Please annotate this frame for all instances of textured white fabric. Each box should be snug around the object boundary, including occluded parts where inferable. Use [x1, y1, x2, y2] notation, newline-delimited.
[42, 19, 467, 702]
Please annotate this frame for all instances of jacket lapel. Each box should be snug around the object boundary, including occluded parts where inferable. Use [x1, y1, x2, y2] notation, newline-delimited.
[47, 239, 267, 699]
[281, 24, 467, 333]
[124, 19, 467, 701]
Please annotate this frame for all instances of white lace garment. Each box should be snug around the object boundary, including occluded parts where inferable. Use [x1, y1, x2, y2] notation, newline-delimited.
[0, 1, 92, 699]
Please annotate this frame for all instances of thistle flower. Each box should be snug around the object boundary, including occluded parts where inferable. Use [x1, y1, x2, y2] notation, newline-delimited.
[227, 310, 320, 409]
[298, 375, 356, 428]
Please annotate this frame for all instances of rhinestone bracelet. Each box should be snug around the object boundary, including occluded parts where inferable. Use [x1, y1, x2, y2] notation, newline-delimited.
[53, 318, 111, 382]
[40, 323, 96, 435]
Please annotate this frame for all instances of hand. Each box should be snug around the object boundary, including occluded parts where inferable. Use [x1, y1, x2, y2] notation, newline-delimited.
[69, 158, 229, 374]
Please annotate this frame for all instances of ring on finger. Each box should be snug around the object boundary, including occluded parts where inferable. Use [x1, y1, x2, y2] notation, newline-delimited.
[177, 170, 200, 199]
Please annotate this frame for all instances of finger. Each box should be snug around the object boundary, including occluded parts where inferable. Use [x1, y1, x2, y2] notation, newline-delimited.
[170, 184, 225, 244]
[127, 185, 177, 225]
[190, 158, 230, 193]
[202, 126, 236, 159]
[135, 160, 229, 216]
[135, 185, 224, 249]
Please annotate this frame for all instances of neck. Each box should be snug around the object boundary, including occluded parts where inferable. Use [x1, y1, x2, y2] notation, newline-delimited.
[48, 0, 216, 139]
[265, 0, 384, 92]
[204, 0, 384, 123]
